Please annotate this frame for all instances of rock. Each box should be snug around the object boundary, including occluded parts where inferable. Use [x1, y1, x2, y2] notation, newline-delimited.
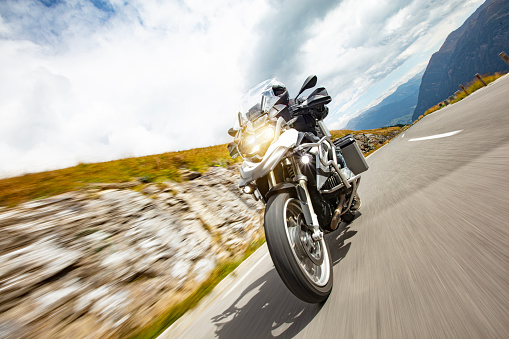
[192, 259, 216, 283]
[0, 165, 264, 338]
[352, 133, 396, 153]
[74, 285, 112, 313]
[141, 185, 159, 195]
[171, 261, 192, 283]
[34, 282, 82, 316]
[87, 181, 141, 189]
[180, 169, 201, 181]
[0, 238, 82, 312]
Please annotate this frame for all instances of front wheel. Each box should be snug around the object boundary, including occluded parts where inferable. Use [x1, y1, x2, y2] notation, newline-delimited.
[264, 192, 333, 303]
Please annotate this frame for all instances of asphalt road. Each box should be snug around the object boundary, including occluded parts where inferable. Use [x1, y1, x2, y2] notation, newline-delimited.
[161, 75, 509, 338]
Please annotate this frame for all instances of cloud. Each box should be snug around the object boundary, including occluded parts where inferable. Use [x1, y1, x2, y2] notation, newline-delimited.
[292, 0, 484, 126]
[0, 0, 115, 46]
[0, 0, 268, 177]
[245, 0, 342, 88]
[0, 0, 485, 177]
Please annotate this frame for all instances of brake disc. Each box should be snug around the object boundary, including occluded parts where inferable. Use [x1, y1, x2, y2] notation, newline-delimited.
[295, 215, 324, 266]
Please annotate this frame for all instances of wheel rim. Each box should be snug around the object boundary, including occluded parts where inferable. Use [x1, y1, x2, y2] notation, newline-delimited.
[283, 198, 330, 287]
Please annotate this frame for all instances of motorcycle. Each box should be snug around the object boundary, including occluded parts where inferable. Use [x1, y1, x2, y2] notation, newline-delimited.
[227, 75, 369, 303]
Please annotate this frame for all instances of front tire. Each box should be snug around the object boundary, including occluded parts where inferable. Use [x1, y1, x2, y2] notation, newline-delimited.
[264, 192, 333, 303]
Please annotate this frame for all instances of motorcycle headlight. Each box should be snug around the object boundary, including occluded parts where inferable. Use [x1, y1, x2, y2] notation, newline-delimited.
[257, 126, 275, 142]
[239, 125, 275, 159]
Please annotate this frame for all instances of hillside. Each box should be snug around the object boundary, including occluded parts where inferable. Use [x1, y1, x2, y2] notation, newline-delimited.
[0, 127, 402, 208]
[413, 0, 509, 120]
[0, 127, 403, 338]
[346, 72, 423, 130]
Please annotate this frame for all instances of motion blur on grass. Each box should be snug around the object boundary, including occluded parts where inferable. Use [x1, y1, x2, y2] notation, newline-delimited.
[0, 126, 404, 339]
[0, 127, 403, 208]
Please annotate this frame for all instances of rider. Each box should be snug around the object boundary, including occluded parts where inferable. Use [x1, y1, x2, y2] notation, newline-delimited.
[271, 83, 360, 211]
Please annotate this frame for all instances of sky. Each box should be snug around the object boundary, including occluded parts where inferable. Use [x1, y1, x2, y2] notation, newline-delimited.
[0, 0, 485, 178]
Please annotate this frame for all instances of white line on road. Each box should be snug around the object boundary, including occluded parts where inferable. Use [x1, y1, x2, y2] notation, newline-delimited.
[221, 252, 269, 300]
[401, 134, 405, 138]
[409, 130, 462, 142]
[159, 248, 269, 338]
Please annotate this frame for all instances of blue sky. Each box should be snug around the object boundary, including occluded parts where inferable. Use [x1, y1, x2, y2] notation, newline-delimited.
[0, 0, 484, 177]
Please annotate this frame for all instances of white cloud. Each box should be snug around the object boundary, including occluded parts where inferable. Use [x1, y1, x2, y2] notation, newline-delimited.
[0, 0, 486, 177]
[0, 0, 269, 177]
[297, 0, 484, 128]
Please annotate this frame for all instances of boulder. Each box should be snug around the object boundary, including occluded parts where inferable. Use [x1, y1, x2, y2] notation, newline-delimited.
[0, 165, 264, 338]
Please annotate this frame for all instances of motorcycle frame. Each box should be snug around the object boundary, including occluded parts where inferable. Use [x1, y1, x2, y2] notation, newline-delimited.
[240, 122, 361, 236]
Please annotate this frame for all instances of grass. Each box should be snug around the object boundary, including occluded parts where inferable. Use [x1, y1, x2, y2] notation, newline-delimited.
[423, 72, 506, 116]
[124, 126, 404, 337]
[0, 144, 240, 207]
[0, 126, 403, 335]
[331, 126, 403, 157]
[330, 126, 402, 140]
[0, 127, 402, 208]
[128, 237, 266, 339]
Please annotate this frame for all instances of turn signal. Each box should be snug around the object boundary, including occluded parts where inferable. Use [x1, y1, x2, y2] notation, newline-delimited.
[242, 185, 254, 194]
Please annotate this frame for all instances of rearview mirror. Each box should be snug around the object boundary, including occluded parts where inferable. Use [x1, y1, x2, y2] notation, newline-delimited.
[296, 75, 317, 99]
[228, 128, 238, 137]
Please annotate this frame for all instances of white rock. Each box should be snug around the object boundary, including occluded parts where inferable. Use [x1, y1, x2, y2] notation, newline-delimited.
[192, 259, 216, 283]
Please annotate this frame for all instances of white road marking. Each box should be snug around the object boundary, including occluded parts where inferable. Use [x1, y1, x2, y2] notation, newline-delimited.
[159, 249, 269, 338]
[401, 134, 405, 138]
[409, 130, 462, 142]
[221, 252, 269, 300]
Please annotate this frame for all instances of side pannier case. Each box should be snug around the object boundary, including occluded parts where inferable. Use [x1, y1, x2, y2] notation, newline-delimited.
[333, 134, 369, 175]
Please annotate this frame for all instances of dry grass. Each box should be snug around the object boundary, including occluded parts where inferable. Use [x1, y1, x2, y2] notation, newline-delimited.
[0, 144, 240, 207]
[330, 126, 402, 139]
[0, 127, 403, 208]
[423, 72, 506, 116]
[331, 126, 403, 157]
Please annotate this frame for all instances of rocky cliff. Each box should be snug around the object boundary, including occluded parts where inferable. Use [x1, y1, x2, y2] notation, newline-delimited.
[0, 131, 399, 338]
[0, 165, 264, 338]
[413, 0, 509, 120]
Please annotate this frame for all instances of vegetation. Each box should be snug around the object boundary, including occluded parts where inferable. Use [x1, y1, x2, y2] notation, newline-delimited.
[423, 72, 506, 116]
[0, 126, 404, 336]
[0, 127, 402, 208]
[126, 127, 405, 338]
[0, 144, 240, 207]
[331, 126, 403, 156]
[129, 237, 266, 339]
[330, 126, 402, 140]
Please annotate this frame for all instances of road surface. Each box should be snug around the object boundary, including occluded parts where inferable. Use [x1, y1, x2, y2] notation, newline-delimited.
[161, 75, 509, 338]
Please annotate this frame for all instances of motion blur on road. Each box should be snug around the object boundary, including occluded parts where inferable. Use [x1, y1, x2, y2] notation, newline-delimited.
[162, 75, 509, 338]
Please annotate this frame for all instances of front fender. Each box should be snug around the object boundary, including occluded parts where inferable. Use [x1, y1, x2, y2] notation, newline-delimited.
[265, 182, 297, 201]
[265, 182, 315, 228]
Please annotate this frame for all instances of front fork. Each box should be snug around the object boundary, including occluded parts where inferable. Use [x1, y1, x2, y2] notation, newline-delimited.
[289, 156, 323, 241]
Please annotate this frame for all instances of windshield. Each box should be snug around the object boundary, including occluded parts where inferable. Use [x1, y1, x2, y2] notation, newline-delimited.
[235, 78, 284, 129]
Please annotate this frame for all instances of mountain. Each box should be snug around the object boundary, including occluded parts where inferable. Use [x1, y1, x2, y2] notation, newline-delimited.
[346, 72, 423, 130]
[413, 0, 509, 120]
